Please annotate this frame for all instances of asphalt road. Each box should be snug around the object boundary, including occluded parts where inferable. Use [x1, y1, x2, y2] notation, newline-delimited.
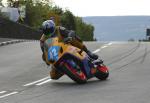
[0, 38, 12, 43]
[0, 40, 150, 103]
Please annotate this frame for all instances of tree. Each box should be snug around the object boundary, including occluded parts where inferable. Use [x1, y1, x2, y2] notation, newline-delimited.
[47, 6, 63, 25]
[7, 0, 15, 7]
[0, 0, 3, 6]
[75, 17, 94, 41]
[24, 0, 53, 28]
[5, 0, 95, 41]
[61, 10, 76, 30]
[7, 0, 52, 7]
[51, 6, 63, 15]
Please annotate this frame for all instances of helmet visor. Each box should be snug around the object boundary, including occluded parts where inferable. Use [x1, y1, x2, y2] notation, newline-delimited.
[43, 29, 51, 36]
[43, 27, 55, 36]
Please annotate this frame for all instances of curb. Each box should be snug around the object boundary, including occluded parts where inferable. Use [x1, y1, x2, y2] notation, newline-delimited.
[0, 39, 40, 47]
[0, 40, 26, 47]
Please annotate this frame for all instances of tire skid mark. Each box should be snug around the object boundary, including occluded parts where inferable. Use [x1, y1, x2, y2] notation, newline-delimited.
[107, 42, 141, 66]
[140, 43, 148, 64]
[110, 44, 150, 72]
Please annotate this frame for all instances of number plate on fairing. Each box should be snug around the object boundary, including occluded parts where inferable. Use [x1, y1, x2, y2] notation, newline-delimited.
[48, 46, 60, 61]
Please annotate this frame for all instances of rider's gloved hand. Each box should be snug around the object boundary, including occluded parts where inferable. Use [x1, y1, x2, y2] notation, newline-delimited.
[64, 37, 73, 43]
[68, 30, 76, 37]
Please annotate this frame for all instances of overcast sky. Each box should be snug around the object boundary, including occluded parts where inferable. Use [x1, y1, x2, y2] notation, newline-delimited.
[2, 0, 150, 17]
[54, 0, 150, 17]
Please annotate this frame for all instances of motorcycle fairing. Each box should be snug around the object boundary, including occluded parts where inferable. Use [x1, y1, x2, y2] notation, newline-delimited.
[82, 59, 94, 78]
[55, 53, 93, 78]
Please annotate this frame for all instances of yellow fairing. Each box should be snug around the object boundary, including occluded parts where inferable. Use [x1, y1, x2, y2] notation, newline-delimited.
[44, 37, 87, 65]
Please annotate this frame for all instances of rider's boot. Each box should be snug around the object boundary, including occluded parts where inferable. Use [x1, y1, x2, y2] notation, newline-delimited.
[83, 46, 98, 60]
[87, 50, 99, 60]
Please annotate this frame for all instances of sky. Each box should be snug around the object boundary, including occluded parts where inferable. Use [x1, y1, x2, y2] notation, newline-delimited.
[53, 0, 150, 17]
[1, 0, 150, 17]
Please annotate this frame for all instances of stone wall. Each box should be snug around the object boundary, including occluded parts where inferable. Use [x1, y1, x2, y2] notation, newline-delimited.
[0, 17, 42, 40]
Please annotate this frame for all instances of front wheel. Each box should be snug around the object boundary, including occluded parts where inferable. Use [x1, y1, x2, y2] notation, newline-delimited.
[95, 65, 109, 80]
[60, 61, 87, 84]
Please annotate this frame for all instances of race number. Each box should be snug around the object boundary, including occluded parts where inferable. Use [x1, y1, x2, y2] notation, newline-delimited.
[48, 46, 60, 61]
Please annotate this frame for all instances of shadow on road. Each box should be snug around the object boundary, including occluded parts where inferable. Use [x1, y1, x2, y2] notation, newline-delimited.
[50, 79, 110, 89]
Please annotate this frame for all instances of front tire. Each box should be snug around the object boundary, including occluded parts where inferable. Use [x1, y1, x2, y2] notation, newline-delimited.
[95, 65, 109, 80]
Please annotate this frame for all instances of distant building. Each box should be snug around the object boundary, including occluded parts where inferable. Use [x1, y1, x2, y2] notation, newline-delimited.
[0, 7, 19, 22]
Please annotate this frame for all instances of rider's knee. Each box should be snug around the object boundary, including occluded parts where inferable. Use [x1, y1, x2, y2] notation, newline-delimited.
[50, 68, 63, 80]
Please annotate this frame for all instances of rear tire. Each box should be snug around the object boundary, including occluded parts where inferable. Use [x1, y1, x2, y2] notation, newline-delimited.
[95, 65, 109, 80]
[61, 62, 87, 84]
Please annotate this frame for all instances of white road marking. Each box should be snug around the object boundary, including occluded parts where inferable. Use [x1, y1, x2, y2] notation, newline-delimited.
[101, 45, 108, 49]
[2, 42, 7, 44]
[36, 79, 52, 86]
[0, 92, 18, 99]
[0, 91, 6, 94]
[92, 49, 101, 53]
[92, 42, 113, 53]
[107, 42, 113, 46]
[23, 76, 50, 86]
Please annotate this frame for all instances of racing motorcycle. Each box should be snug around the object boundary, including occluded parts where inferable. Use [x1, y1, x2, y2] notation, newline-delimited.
[43, 37, 109, 84]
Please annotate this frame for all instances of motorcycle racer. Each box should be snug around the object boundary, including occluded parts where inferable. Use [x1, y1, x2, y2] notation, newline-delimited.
[40, 19, 98, 79]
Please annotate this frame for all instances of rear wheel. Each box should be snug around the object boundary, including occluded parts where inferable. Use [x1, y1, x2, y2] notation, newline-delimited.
[60, 60, 87, 84]
[95, 65, 109, 80]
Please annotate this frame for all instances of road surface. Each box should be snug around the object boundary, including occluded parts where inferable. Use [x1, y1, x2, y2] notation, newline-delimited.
[0, 40, 150, 103]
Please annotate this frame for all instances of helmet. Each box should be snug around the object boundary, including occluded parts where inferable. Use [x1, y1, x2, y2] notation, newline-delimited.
[42, 20, 55, 36]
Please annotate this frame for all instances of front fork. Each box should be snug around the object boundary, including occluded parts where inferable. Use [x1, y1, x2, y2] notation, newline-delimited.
[90, 59, 104, 75]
